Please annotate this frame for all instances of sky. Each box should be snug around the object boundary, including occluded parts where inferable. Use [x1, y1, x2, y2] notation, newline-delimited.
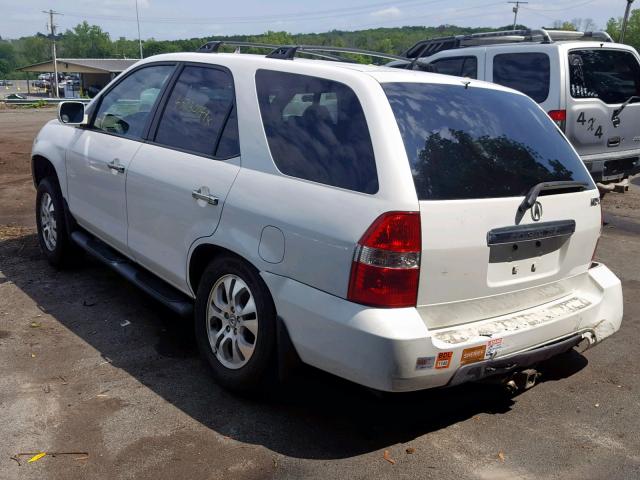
[0, 0, 627, 41]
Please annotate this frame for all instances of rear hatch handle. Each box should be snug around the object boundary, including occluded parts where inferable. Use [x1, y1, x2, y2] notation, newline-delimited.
[518, 181, 589, 214]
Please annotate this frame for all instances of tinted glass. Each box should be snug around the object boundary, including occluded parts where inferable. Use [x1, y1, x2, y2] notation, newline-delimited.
[461, 57, 478, 78]
[493, 53, 550, 103]
[93, 65, 174, 139]
[155, 66, 238, 157]
[431, 56, 477, 79]
[215, 106, 240, 158]
[569, 49, 640, 104]
[383, 83, 593, 200]
[256, 70, 378, 194]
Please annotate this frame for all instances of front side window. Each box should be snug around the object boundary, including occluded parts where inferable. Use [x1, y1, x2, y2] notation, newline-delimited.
[93, 65, 174, 139]
[431, 56, 478, 79]
[493, 53, 550, 103]
[255, 70, 378, 194]
[383, 82, 593, 200]
[155, 66, 239, 158]
[569, 49, 640, 104]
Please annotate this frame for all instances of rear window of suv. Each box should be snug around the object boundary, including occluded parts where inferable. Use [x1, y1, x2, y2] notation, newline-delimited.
[569, 49, 640, 104]
[383, 83, 593, 200]
[256, 70, 378, 194]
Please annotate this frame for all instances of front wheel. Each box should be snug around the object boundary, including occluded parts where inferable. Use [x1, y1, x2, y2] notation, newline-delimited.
[35, 177, 73, 267]
[194, 256, 277, 392]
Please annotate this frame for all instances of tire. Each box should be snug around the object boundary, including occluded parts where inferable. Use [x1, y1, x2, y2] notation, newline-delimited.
[35, 177, 73, 267]
[195, 255, 277, 392]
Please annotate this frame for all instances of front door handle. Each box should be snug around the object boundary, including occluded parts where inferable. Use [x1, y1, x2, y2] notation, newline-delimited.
[192, 187, 219, 205]
[107, 159, 125, 173]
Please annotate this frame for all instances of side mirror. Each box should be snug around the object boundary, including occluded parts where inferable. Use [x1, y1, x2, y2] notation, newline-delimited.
[58, 101, 87, 125]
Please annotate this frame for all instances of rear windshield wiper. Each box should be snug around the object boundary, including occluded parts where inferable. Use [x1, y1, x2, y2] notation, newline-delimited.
[612, 95, 640, 127]
[518, 181, 589, 213]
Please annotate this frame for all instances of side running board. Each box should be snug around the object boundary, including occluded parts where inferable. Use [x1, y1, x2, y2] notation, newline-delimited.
[71, 230, 193, 317]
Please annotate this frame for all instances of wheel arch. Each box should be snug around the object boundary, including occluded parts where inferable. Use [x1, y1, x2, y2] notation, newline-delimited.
[32, 154, 60, 188]
[188, 242, 262, 297]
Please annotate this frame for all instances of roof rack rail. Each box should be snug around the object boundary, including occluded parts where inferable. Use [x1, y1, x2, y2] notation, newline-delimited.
[404, 28, 613, 59]
[195, 41, 405, 63]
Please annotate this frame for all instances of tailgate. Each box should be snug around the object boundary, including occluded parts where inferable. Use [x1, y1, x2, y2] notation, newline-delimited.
[566, 48, 640, 158]
[417, 191, 600, 328]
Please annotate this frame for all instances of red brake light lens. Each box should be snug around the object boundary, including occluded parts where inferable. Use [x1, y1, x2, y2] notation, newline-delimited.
[360, 212, 421, 252]
[548, 110, 567, 131]
[348, 212, 421, 308]
[548, 110, 567, 122]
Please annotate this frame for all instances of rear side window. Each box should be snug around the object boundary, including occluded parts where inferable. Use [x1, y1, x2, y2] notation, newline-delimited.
[431, 56, 477, 79]
[155, 66, 239, 158]
[383, 83, 593, 200]
[569, 49, 640, 104]
[255, 70, 378, 194]
[493, 53, 550, 103]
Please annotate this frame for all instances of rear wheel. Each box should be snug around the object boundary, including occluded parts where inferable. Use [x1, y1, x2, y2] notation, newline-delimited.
[35, 177, 73, 267]
[195, 256, 277, 392]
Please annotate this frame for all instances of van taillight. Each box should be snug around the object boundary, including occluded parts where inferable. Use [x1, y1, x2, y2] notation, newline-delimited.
[347, 212, 421, 308]
[548, 110, 567, 131]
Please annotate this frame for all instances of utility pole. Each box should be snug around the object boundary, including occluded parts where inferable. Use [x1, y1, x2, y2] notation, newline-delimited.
[508, 1, 528, 30]
[135, 0, 143, 59]
[43, 9, 62, 98]
[621, 0, 635, 43]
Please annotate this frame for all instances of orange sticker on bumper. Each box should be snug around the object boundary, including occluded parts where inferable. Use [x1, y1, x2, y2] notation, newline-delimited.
[460, 345, 487, 365]
[435, 351, 453, 369]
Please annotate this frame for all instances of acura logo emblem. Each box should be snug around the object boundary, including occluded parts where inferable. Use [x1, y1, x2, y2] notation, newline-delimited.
[531, 201, 543, 221]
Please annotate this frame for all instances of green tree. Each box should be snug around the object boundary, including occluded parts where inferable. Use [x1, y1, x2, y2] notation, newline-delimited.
[607, 9, 640, 49]
[0, 42, 17, 75]
[60, 21, 113, 57]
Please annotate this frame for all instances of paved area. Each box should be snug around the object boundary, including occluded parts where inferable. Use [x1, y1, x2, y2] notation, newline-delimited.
[0, 109, 639, 479]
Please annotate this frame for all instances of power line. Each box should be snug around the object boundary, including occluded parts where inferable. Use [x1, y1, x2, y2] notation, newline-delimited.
[59, 0, 436, 25]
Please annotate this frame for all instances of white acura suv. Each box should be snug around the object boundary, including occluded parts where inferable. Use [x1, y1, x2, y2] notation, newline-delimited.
[31, 45, 623, 393]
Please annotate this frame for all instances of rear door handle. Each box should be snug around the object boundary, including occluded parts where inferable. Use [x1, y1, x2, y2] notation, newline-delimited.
[107, 159, 125, 173]
[192, 187, 219, 205]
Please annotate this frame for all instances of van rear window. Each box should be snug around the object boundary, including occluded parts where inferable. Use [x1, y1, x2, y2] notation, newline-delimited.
[383, 83, 593, 200]
[569, 49, 640, 104]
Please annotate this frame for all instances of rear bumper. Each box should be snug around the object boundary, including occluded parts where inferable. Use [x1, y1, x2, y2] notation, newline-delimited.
[262, 263, 623, 392]
[581, 151, 640, 182]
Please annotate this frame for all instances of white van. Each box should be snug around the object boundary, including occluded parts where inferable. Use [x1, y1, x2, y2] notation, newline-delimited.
[394, 29, 640, 184]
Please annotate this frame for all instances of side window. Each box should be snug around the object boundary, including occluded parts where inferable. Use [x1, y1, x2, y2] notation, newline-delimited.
[493, 53, 550, 103]
[255, 70, 378, 194]
[430, 56, 477, 79]
[154, 66, 239, 158]
[93, 65, 174, 139]
[461, 57, 478, 78]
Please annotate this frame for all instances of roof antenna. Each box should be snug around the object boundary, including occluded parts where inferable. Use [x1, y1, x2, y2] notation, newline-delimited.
[462, 80, 471, 89]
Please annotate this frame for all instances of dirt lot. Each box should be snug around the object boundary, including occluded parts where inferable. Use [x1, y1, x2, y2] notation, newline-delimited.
[1, 108, 639, 480]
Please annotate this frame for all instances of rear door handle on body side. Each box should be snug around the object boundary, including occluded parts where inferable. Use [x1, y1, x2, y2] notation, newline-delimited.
[192, 187, 219, 205]
[107, 159, 125, 173]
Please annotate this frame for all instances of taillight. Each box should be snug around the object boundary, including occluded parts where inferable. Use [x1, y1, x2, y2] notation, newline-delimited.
[347, 212, 421, 308]
[548, 110, 567, 131]
[592, 204, 603, 261]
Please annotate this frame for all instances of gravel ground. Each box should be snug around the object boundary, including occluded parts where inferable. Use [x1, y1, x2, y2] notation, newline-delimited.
[0, 109, 639, 480]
